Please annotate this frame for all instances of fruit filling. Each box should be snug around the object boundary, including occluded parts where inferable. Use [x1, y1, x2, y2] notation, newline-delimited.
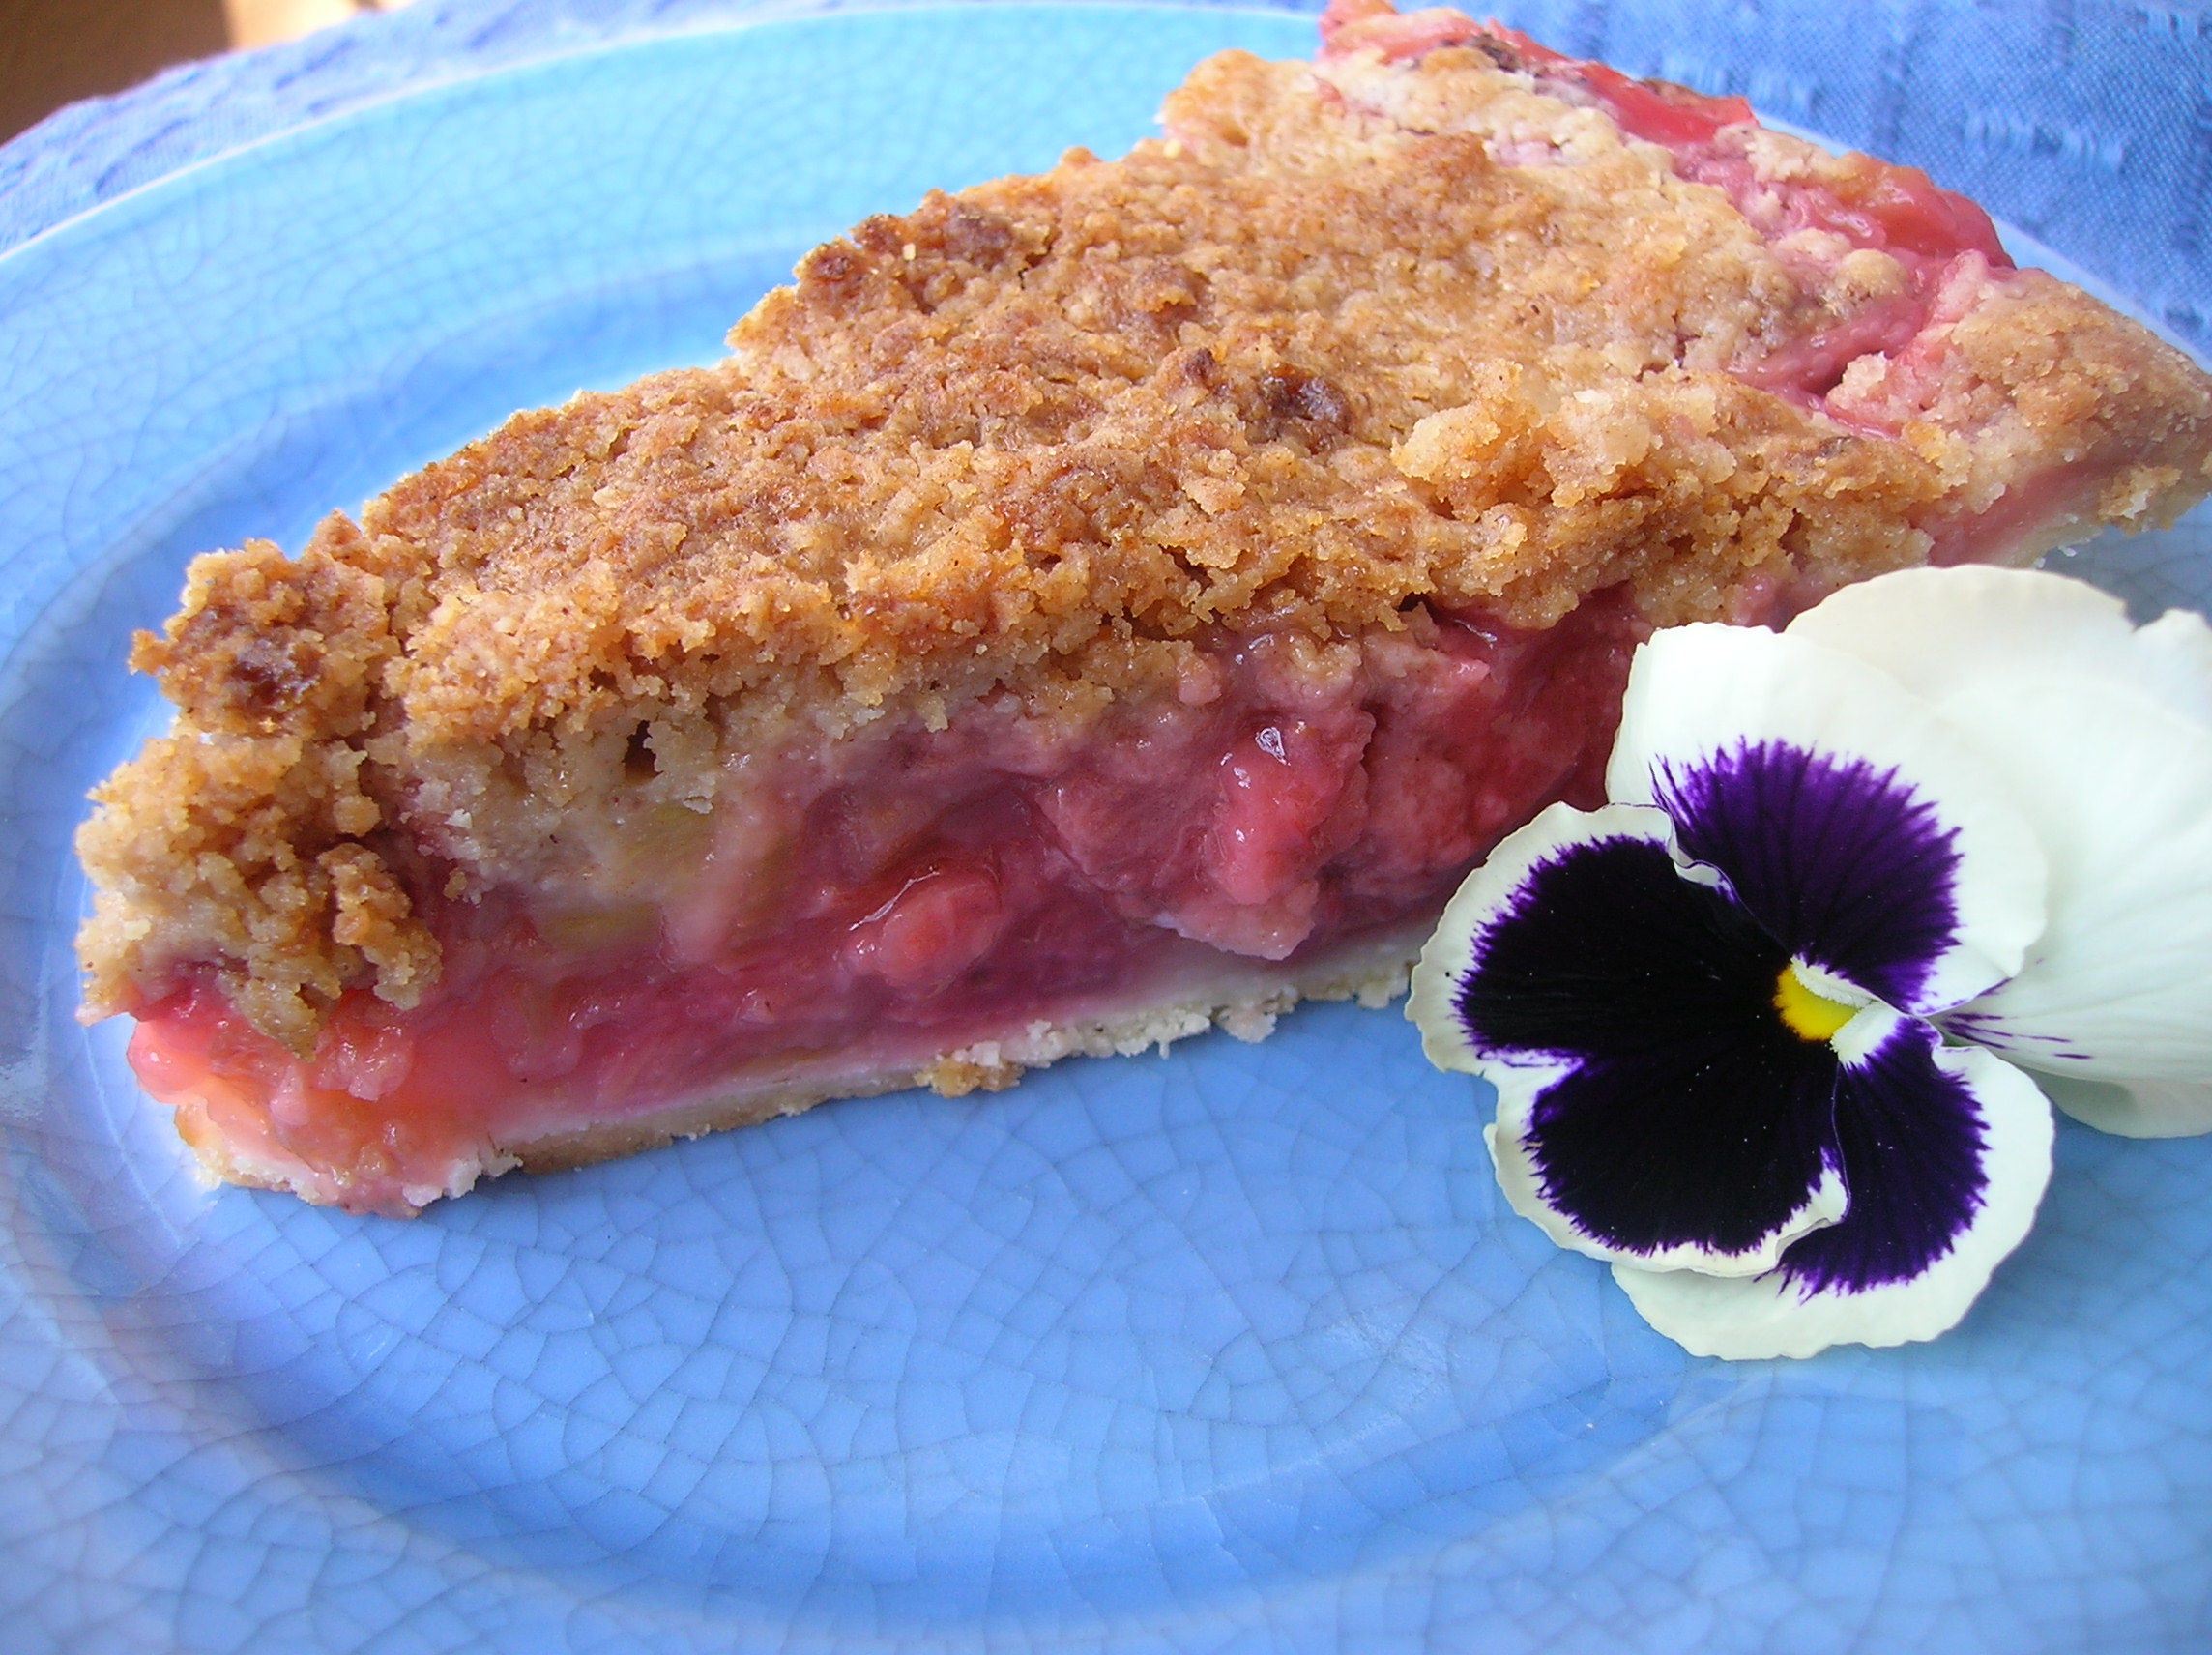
[125, 596, 1644, 1213]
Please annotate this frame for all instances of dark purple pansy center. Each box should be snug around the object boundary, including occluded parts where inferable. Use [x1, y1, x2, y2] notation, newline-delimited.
[1653, 740, 1963, 1013]
[1777, 1022, 1988, 1294]
[1455, 793, 1989, 1293]
[1456, 835, 1842, 1258]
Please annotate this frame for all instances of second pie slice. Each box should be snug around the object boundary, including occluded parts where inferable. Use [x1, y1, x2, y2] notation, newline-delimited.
[77, 1, 2212, 1213]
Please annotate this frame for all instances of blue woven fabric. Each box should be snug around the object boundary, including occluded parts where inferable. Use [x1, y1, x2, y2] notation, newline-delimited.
[3, 0, 2209, 344]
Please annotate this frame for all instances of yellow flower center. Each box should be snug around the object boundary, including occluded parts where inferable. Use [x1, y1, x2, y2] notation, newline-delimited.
[1773, 962, 1858, 1043]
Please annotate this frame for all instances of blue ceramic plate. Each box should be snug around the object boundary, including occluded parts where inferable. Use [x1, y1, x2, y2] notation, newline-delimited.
[3, 7, 2209, 1650]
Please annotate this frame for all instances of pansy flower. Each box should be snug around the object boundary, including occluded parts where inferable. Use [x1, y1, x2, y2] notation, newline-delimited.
[1410, 567, 2212, 1359]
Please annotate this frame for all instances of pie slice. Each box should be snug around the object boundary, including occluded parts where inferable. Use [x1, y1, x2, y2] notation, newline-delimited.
[78, 0, 2212, 1214]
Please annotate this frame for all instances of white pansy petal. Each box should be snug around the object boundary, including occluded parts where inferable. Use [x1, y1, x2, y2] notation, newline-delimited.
[2135, 606, 2212, 726]
[1607, 624, 2048, 1017]
[1787, 565, 2212, 728]
[1613, 1039, 2052, 1359]
[1935, 676, 2212, 1102]
[2030, 1073, 2212, 1140]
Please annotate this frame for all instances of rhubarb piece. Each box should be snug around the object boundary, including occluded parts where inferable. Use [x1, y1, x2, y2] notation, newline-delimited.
[77, 2, 2212, 1213]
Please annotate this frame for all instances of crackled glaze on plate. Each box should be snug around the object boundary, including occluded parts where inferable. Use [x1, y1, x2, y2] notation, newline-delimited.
[3, 6, 2211, 1650]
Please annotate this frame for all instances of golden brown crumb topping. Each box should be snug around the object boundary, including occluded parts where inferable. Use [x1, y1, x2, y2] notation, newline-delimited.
[77, 42, 2212, 1051]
